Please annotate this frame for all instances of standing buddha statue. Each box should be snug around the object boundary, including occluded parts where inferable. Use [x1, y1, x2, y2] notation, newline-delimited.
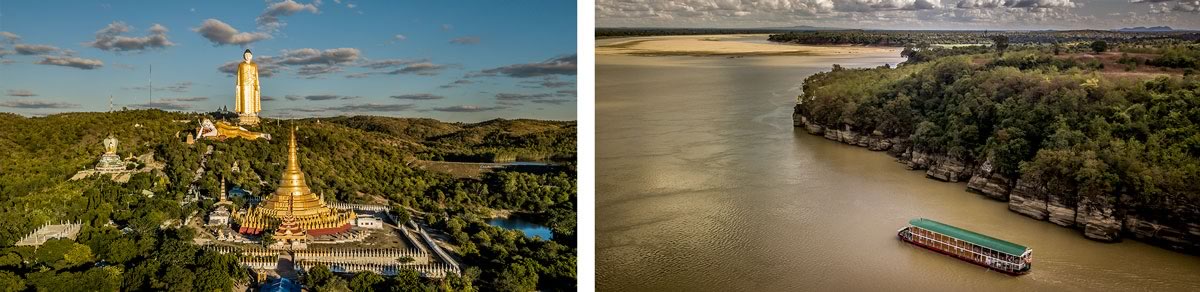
[235, 49, 261, 126]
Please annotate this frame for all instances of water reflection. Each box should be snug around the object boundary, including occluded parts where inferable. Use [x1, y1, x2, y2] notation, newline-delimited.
[489, 216, 553, 240]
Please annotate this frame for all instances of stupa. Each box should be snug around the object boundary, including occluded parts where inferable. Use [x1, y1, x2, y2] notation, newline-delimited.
[208, 180, 233, 226]
[232, 128, 356, 244]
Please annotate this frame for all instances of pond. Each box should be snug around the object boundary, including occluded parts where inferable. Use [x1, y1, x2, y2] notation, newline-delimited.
[488, 216, 553, 240]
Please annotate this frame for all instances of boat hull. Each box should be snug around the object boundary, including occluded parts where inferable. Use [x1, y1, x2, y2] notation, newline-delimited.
[898, 229, 1030, 276]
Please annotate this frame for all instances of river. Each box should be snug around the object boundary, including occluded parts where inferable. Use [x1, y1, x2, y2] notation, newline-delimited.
[596, 36, 1200, 291]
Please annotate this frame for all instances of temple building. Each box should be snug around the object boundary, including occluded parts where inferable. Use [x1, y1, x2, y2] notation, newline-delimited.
[232, 128, 356, 248]
[95, 135, 126, 172]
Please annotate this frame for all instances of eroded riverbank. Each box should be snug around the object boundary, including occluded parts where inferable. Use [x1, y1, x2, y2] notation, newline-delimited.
[794, 114, 1200, 255]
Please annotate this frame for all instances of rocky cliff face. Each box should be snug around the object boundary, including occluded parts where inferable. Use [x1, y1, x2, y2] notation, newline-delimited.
[1080, 197, 1121, 242]
[966, 160, 1012, 201]
[794, 111, 1197, 252]
[1046, 194, 1078, 228]
[1008, 179, 1048, 220]
[1125, 217, 1200, 251]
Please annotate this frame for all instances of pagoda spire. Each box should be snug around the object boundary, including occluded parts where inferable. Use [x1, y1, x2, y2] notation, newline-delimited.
[287, 127, 299, 172]
[277, 127, 311, 197]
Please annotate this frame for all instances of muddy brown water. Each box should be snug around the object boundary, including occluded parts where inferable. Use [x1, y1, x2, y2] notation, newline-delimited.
[596, 37, 1200, 291]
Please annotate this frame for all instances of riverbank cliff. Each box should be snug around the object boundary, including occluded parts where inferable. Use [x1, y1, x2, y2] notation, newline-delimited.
[794, 111, 1200, 254]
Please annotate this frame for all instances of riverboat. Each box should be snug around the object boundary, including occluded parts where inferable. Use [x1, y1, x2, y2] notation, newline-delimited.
[898, 218, 1032, 275]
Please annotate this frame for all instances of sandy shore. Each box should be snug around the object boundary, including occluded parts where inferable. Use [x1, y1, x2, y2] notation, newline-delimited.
[596, 34, 900, 57]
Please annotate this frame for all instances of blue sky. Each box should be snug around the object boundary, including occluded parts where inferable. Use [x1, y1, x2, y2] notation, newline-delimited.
[0, 0, 577, 122]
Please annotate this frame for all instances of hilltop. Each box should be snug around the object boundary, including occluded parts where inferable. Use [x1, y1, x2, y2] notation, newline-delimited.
[0, 110, 577, 291]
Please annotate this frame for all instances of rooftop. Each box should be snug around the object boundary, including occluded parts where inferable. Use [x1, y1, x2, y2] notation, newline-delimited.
[909, 218, 1029, 256]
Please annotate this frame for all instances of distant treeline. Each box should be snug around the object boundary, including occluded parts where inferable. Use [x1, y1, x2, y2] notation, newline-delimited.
[768, 30, 1200, 46]
[596, 27, 826, 38]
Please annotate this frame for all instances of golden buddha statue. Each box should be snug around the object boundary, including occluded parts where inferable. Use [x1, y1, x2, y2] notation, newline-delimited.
[233, 127, 355, 240]
[102, 135, 118, 154]
[235, 49, 261, 126]
[196, 119, 270, 141]
[95, 135, 125, 172]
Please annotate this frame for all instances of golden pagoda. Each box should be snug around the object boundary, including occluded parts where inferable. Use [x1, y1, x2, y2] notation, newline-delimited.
[233, 127, 356, 239]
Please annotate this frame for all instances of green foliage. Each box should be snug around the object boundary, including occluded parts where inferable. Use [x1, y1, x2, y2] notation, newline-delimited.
[390, 269, 433, 291]
[34, 239, 93, 270]
[1091, 40, 1109, 54]
[260, 233, 275, 247]
[496, 262, 539, 292]
[800, 48, 1200, 226]
[991, 35, 1009, 55]
[1149, 45, 1200, 69]
[0, 271, 25, 292]
[306, 264, 336, 288]
[349, 271, 385, 292]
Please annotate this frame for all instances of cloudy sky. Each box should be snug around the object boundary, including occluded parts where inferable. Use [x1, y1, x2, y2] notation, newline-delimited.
[0, 1, 576, 122]
[597, 0, 1199, 30]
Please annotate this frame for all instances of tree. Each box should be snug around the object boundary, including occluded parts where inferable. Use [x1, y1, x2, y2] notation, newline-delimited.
[162, 265, 195, 292]
[34, 239, 93, 270]
[0, 271, 25, 292]
[389, 269, 428, 291]
[106, 237, 138, 264]
[495, 262, 538, 292]
[0, 250, 23, 268]
[391, 204, 411, 224]
[62, 243, 94, 269]
[1091, 41, 1108, 54]
[991, 35, 1009, 55]
[80, 266, 123, 292]
[306, 264, 336, 288]
[348, 271, 384, 292]
[260, 233, 276, 247]
[315, 277, 351, 292]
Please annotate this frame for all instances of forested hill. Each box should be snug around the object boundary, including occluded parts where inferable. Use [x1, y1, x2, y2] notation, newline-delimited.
[795, 44, 1200, 253]
[0, 110, 578, 291]
[326, 116, 577, 162]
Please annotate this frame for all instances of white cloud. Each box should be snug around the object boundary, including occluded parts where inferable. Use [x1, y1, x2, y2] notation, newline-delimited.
[35, 56, 103, 70]
[6, 89, 36, 97]
[194, 19, 272, 46]
[258, 0, 320, 32]
[85, 22, 175, 52]
[0, 31, 20, 43]
[14, 44, 60, 55]
[277, 48, 361, 65]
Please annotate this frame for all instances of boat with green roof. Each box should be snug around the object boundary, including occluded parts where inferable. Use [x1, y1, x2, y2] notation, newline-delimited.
[898, 218, 1032, 275]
